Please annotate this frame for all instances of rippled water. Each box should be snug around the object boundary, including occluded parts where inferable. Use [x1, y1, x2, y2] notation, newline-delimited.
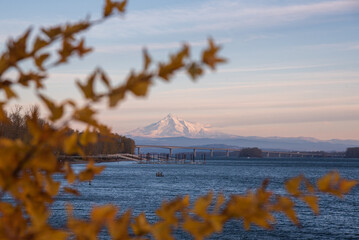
[51, 158, 359, 239]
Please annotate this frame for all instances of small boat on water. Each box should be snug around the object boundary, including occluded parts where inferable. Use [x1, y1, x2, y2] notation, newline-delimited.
[156, 172, 164, 177]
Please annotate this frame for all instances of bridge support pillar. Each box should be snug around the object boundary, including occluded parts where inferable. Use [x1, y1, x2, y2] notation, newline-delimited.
[278, 153, 281, 158]
[137, 147, 140, 155]
[169, 148, 173, 157]
[226, 149, 229, 157]
[193, 149, 196, 158]
[210, 149, 213, 158]
[266, 152, 269, 158]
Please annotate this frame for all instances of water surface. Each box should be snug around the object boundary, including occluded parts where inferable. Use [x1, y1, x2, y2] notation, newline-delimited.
[52, 158, 359, 239]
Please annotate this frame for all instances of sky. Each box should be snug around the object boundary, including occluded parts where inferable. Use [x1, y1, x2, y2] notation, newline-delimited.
[0, 0, 359, 140]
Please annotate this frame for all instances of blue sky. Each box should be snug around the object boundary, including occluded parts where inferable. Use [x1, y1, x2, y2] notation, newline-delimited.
[1, 0, 359, 140]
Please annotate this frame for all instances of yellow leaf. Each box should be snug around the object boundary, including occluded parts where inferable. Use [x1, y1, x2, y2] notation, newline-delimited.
[75, 38, 92, 57]
[273, 196, 299, 226]
[0, 54, 10, 76]
[78, 160, 105, 181]
[214, 193, 225, 212]
[143, 48, 151, 70]
[285, 175, 302, 197]
[126, 72, 152, 97]
[193, 192, 212, 218]
[41, 26, 62, 40]
[187, 62, 203, 80]
[0, 102, 8, 122]
[158, 45, 189, 81]
[64, 21, 91, 37]
[91, 205, 117, 223]
[100, 70, 111, 89]
[113, 0, 127, 13]
[36, 229, 68, 240]
[109, 86, 125, 107]
[104, 0, 113, 17]
[304, 178, 315, 193]
[76, 71, 97, 100]
[45, 174, 60, 196]
[33, 37, 49, 52]
[64, 162, 76, 184]
[108, 210, 132, 240]
[64, 187, 80, 196]
[8, 28, 31, 61]
[132, 212, 151, 236]
[66, 203, 74, 218]
[73, 106, 98, 126]
[202, 38, 226, 70]
[104, 0, 127, 17]
[3, 86, 17, 99]
[301, 195, 319, 215]
[25, 201, 49, 229]
[64, 133, 82, 155]
[31, 147, 57, 171]
[38, 94, 64, 121]
[34, 53, 50, 71]
[151, 222, 174, 240]
[339, 179, 358, 195]
[80, 128, 98, 146]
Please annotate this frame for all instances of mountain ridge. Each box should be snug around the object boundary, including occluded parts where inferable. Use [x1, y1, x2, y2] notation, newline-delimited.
[127, 114, 359, 152]
[127, 114, 231, 138]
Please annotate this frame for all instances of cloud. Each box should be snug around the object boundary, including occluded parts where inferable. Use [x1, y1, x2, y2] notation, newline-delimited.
[301, 42, 359, 51]
[162, 78, 359, 96]
[218, 64, 334, 73]
[96, 38, 232, 54]
[90, 0, 359, 38]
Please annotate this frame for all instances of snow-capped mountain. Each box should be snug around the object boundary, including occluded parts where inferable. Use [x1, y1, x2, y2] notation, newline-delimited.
[128, 114, 227, 138]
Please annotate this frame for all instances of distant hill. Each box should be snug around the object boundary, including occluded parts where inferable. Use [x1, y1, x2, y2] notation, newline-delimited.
[132, 136, 359, 152]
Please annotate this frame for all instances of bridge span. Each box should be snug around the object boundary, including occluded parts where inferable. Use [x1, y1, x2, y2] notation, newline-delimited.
[135, 145, 330, 158]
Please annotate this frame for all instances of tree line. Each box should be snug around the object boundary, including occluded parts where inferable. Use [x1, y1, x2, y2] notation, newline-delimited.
[0, 106, 135, 155]
[345, 147, 359, 158]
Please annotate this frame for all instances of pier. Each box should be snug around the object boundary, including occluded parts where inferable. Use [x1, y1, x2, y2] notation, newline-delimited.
[135, 145, 343, 158]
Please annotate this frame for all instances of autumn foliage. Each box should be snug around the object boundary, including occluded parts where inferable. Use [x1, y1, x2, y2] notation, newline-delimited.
[0, 1, 357, 239]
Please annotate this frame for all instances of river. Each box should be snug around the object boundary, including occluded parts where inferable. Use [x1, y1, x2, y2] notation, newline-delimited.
[51, 158, 359, 239]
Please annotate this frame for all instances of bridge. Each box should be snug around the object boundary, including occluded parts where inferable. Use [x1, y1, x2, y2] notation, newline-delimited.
[135, 145, 334, 158]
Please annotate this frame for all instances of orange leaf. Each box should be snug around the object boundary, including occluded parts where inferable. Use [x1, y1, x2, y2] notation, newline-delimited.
[76, 71, 97, 100]
[38, 94, 64, 121]
[273, 196, 299, 226]
[339, 179, 358, 195]
[80, 128, 98, 146]
[193, 192, 212, 218]
[41, 26, 62, 40]
[45, 175, 60, 196]
[91, 205, 117, 223]
[143, 48, 151, 71]
[109, 86, 126, 107]
[132, 213, 151, 236]
[64, 162, 76, 184]
[78, 160, 105, 181]
[301, 195, 319, 215]
[202, 38, 226, 70]
[3, 86, 17, 99]
[34, 53, 50, 71]
[100, 70, 111, 89]
[187, 62, 203, 80]
[64, 187, 80, 196]
[285, 175, 302, 197]
[64, 133, 82, 155]
[33, 37, 49, 52]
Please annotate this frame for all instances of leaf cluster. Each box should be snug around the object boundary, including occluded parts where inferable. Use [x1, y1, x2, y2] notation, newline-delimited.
[0, 1, 357, 239]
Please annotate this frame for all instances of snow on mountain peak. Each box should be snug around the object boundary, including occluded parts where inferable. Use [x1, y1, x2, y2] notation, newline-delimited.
[127, 114, 222, 138]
